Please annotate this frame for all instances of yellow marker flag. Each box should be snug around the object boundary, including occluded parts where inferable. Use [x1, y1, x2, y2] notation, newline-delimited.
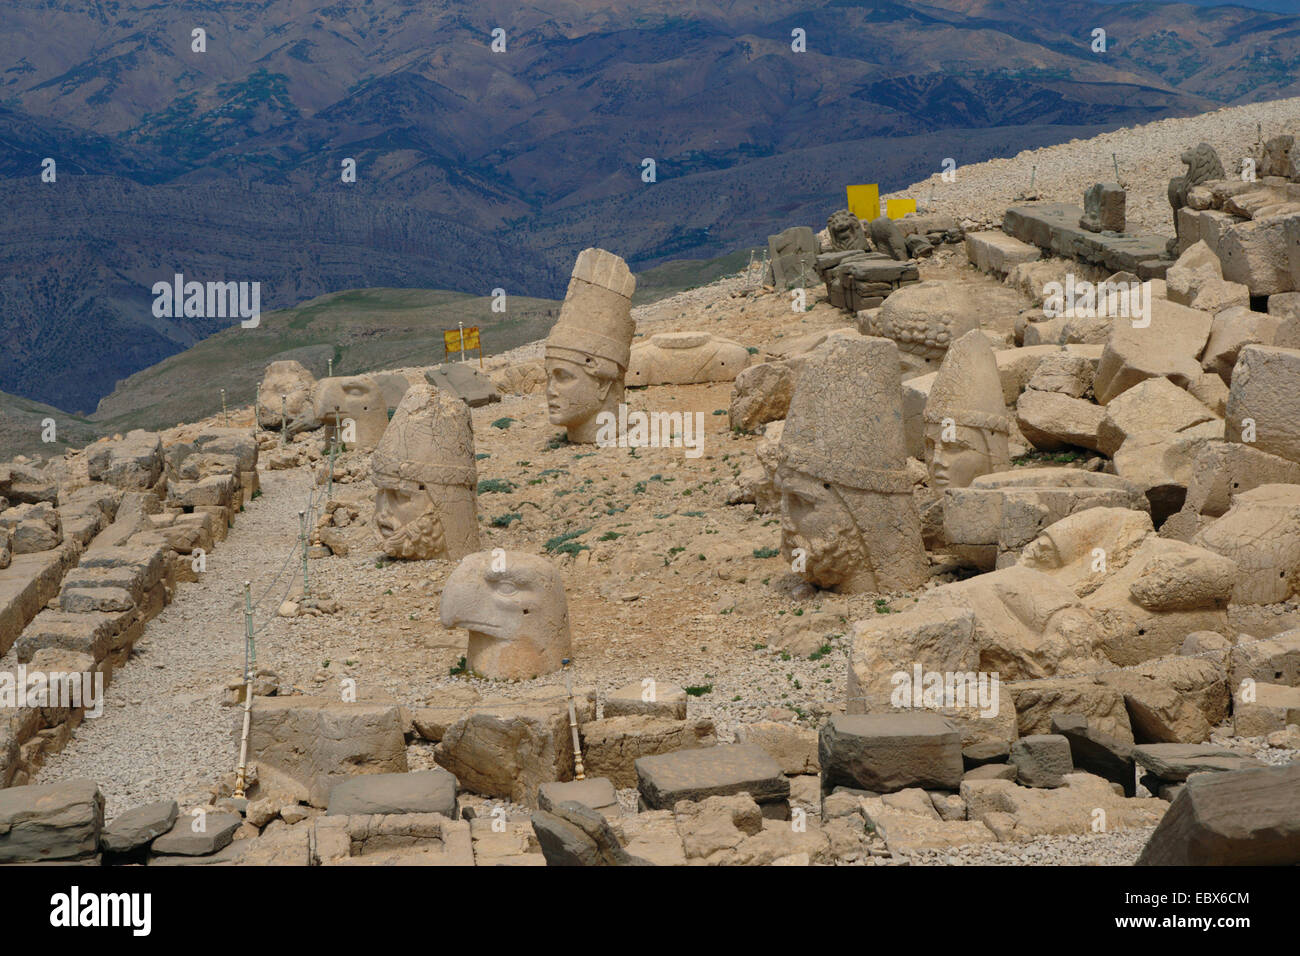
[886, 198, 917, 220]
[845, 184, 880, 221]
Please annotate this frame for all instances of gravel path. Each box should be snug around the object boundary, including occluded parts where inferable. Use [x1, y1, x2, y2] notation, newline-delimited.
[35, 467, 316, 817]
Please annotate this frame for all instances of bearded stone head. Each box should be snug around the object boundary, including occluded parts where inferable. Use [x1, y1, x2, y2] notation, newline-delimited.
[440, 551, 571, 679]
[775, 465, 878, 593]
[371, 384, 480, 561]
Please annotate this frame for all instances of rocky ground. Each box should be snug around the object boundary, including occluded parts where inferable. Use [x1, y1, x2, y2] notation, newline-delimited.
[23, 98, 1300, 864]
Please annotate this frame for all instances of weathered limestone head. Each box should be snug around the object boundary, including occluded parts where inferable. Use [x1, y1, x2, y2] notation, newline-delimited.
[313, 375, 389, 452]
[371, 384, 480, 561]
[775, 337, 927, 594]
[544, 248, 637, 443]
[258, 360, 319, 435]
[440, 551, 571, 679]
[826, 209, 869, 252]
[923, 331, 1011, 490]
[872, 281, 982, 370]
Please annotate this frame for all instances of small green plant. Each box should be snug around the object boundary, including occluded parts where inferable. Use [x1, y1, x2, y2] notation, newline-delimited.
[251, 488, 263, 500]
[874, 598, 894, 614]
[545, 528, 591, 554]
[449, 656, 468, 676]
[546, 433, 569, 450]
[476, 452, 490, 460]
[712, 409, 727, 416]
[598, 531, 623, 542]
[808, 643, 833, 661]
[477, 478, 517, 494]
[491, 512, 522, 528]
[684, 684, 713, 697]
[753, 547, 779, 559]
[491, 417, 516, 429]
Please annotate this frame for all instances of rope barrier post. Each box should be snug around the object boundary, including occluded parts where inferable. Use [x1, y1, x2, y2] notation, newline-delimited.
[328, 357, 333, 378]
[1029, 165, 1037, 194]
[280, 395, 287, 448]
[233, 581, 255, 798]
[1112, 152, 1120, 182]
[299, 509, 309, 599]
[327, 432, 335, 499]
[221, 388, 228, 427]
[562, 659, 585, 781]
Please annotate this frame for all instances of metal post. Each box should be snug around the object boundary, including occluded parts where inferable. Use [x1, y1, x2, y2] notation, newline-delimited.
[233, 581, 255, 798]
[299, 510, 309, 599]
[328, 357, 333, 378]
[221, 388, 228, 427]
[327, 434, 335, 499]
[1112, 152, 1120, 182]
[280, 395, 287, 447]
[1029, 165, 1037, 194]
[458, 321, 466, 364]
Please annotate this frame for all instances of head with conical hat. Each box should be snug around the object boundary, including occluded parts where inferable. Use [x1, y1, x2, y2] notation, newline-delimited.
[372, 384, 481, 560]
[775, 337, 927, 594]
[544, 248, 637, 443]
[923, 331, 1011, 490]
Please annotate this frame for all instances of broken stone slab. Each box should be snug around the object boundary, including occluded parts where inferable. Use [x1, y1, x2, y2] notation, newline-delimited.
[531, 802, 643, 866]
[86, 431, 164, 490]
[0, 779, 104, 863]
[1003, 204, 1172, 277]
[963, 772, 1166, 841]
[1218, 212, 1299, 296]
[149, 811, 242, 857]
[537, 778, 619, 816]
[1132, 743, 1261, 782]
[192, 428, 260, 473]
[1165, 240, 1249, 315]
[729, 361, 794, 433]
[1136, 763, 1300, 865]
[425, 363, 500, 408]
[1096, 377, 1218, 457]
[101, 800, 178, 854]
[1232, 683, 1300, 737]
[0, 550, 69, 657]
[1226, 345, 1300, 466]
[1092, 297, 1213, 405]
[326, 769, 458, 819]
[434, 687, 596, 806]
[1229, 628, 1300, 688]
[819, 713, 963, 796]
[246, 696, 409, 808]
[1009, 677, 1135, 745]
[1009, 734, 1073, 788]
[1050, 714, 1137, 797]
[15, 608, 135, 664]
[313, 812, 474, 865]
[1112, 429, 1219, 525]
[1015, 390, 1105, 452]
[166, 475, 236, 510]
[966, 231, 1040, 275]
[734, 721, 820, 775]
[1194, 484, 1300, 605]
[1183, 441, 1300, 518]
[579, 716, 716, 790]
[1025, 351, 1094, 397]
[635, 743, 790, 816]
[1202, 306, 1279, 384]
[603, 681, 688, 720]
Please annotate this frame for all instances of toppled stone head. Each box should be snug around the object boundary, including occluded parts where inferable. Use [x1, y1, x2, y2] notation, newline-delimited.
[826, 209, 870, 253]
[440, 551, 571, 679]
[258, 360, 320, 435]
[313, 375, 389, 452]
[371, 384, 480, 561]
[923, 331, 1011, 490]
[544, 248, 637, 443]
[775, 337, 926, 594]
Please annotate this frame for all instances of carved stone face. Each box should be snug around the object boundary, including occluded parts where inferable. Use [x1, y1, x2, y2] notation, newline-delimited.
[775, 465, 877, 593]
[313, 375, 389, 451]
[259, 361, 319, 434]
[373, 483, 479, 561]
[827, 210, 867, 252]
[925, 423, 995, 491]
[545, 356, 618, 442]
[439, 551, 571, 679]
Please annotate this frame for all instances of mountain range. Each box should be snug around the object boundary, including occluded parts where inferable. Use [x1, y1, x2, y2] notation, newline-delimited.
[2, 0, 1299, 416]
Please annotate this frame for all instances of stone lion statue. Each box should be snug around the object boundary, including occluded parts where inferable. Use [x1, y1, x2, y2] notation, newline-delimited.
[1167, 143, 1225, 253]
[826, 209, 870, 253]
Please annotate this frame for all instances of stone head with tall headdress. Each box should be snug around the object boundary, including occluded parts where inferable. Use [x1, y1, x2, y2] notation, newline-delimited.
[544, 248, 637, 444]
[923, 331, 1011, 491]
